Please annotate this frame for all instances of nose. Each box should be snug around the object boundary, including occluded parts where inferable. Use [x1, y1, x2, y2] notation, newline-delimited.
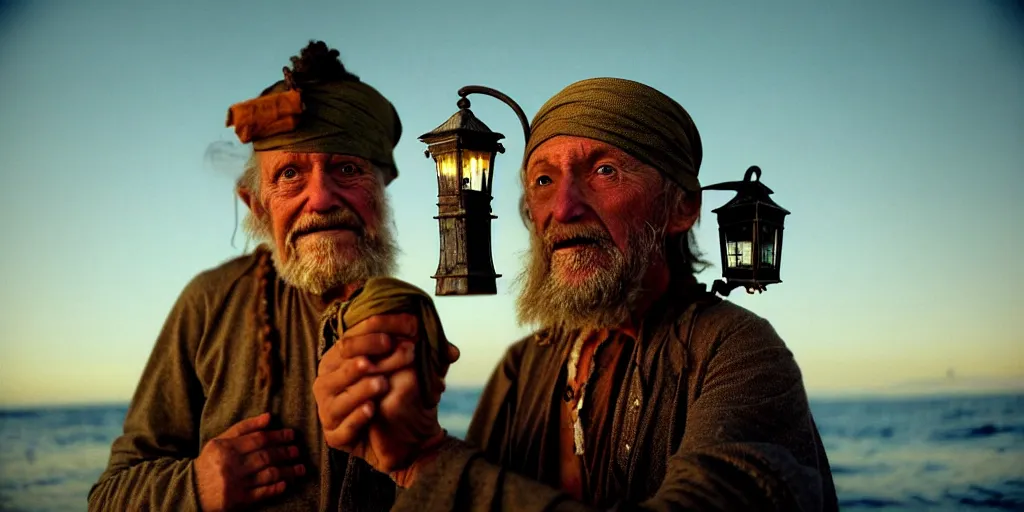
[551, 175, 588, 224]
[305, 167, 341, 213]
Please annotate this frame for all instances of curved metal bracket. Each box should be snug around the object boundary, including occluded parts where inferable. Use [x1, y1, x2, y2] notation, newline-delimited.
[711, 279, 766, 297]
[457, 85, 531, 144]
[702, 165, 770, 194]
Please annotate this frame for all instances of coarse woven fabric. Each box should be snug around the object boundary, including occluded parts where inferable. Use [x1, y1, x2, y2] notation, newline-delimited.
[228, 79, 403, 184]
[524, 77, 702, 192]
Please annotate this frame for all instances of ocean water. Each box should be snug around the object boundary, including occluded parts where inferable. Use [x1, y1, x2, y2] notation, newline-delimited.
[1, 392, 1022, 511]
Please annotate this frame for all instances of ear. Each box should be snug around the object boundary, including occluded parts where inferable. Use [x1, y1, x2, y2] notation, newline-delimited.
[518, 195, 534, 228]
[666, 189, 701, 235]
[237, 186, 266, 220]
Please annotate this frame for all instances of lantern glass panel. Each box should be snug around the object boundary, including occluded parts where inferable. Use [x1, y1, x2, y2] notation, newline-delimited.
[723, 223, 754, 269]
[460, 149, 492, 193]
[726, 241, 753, 268]
[434, 151, 459, 194]
[759, 224, 779, 268]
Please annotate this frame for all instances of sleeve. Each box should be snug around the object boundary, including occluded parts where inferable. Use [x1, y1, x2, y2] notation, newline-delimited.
[640, 314, 832, 511]
[87, 276, 210, 512]
[391, 316, 832, 512]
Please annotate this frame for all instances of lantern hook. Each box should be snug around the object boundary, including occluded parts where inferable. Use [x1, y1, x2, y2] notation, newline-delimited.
[743, 165, 761, 182]
[457, 86, 532, 144]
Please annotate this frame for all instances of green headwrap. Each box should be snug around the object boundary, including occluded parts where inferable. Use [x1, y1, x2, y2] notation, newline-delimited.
[524, 77, 702, 192]
[227, 76, 403, 184]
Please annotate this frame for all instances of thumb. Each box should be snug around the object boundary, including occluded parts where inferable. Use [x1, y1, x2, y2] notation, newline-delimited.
[446, 343, 461, 363]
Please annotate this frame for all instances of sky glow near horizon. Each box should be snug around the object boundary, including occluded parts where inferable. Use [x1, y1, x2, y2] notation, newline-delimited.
[0, 0, 1021, 406]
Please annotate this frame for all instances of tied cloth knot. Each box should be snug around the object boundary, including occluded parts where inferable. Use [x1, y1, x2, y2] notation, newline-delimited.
[321, 278, 451, 408]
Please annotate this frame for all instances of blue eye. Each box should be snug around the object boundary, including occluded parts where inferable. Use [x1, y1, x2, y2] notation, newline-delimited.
[595, 164, 616, 176]
[281, 167, 298, 179]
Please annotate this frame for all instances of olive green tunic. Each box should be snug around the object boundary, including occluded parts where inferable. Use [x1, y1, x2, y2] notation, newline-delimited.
[87, 252, 396, 511]
[391, 285, 839, 511]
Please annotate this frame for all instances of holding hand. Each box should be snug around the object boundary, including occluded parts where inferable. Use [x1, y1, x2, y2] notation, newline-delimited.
[313, 313, 417, 470]
[194, 413, 305, 512]
[313, 313, 459, 473]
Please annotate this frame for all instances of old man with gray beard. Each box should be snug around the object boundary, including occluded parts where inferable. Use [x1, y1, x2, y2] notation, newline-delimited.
[88, 41, 455, 511]
[317, 78, 840, 511]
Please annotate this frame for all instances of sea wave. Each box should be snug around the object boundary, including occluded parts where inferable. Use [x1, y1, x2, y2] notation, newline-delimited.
[1, 392, 1022, 511]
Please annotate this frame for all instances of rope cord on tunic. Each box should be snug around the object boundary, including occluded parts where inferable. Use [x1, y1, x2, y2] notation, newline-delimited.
[254, 247, 279, 412]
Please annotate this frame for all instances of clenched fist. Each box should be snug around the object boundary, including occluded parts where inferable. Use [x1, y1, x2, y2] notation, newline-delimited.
[194, 413, 305, 512]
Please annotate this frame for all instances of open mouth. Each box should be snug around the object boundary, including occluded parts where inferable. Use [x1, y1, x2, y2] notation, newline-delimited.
[552, 236, 601, 251]
[294, 225, 359, 241]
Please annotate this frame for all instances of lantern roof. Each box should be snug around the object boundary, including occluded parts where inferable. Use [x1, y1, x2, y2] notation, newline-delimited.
[419, 107, 505, 143]
[703, 166, 791, 215]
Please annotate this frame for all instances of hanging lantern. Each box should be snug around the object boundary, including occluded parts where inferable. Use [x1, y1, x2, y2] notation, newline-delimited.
[702, 166, 790, 296]
[419, 87, 531, 296]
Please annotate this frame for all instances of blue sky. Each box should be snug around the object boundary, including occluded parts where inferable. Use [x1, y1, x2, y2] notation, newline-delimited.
[0, 0, 1021, 406]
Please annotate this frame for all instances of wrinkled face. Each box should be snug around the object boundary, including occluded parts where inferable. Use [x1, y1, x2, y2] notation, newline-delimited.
[516, 136, 694, 331]
[241, 151, 396, 296]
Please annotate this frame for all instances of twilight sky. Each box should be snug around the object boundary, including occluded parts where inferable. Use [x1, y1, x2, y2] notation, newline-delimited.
[0, 0, 1021, 405]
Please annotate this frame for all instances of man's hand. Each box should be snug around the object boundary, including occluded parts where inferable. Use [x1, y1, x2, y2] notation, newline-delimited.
[313, 313, 417, 468]
[194, 413, 305, 512]
[313, 313, 459, 473]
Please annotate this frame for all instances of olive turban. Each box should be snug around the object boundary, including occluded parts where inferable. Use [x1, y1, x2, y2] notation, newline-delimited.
[524, 77, 702, 192]
[226, 67, 403, 184]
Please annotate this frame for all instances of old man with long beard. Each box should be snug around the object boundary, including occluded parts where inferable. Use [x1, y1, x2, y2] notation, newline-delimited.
[88, 41, 451, 511]
[316, 78, 840, 511]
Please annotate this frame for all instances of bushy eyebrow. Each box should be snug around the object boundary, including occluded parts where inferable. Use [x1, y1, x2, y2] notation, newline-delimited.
[260, 153, 300, 171]
[529, 147, 620, 174]
[277, 157, 302, 168]
[328, 155, 369, 166]
[586, 147, 614, 164]
[527, 157, 557, 174]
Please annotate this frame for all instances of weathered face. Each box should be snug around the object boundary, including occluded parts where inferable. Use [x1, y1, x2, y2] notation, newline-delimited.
[516, 136, 696, 330]
[240, 151, 396, 296]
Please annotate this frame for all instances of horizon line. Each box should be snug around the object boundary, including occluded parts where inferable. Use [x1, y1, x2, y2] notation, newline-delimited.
[2, 385, 1023, 411]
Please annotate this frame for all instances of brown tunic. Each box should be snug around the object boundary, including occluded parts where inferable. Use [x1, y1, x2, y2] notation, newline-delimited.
[87, 251, 396, 511]
[391, 285, 839, 511]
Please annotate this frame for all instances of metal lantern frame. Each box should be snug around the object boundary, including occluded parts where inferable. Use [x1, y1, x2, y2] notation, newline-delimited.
[703, 165, 791, 297]
[419, 86, 531, 296]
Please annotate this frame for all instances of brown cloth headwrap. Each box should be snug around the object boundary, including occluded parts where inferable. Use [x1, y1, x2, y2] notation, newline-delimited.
[226, 71, 403, 184]
[524, 77, 703, 192]
[321, 277, 452, 408]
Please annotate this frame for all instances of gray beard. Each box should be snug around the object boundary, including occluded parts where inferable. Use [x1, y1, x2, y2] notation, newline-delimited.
[514, 222, 662, 332]
[242, 206, 397, 296]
